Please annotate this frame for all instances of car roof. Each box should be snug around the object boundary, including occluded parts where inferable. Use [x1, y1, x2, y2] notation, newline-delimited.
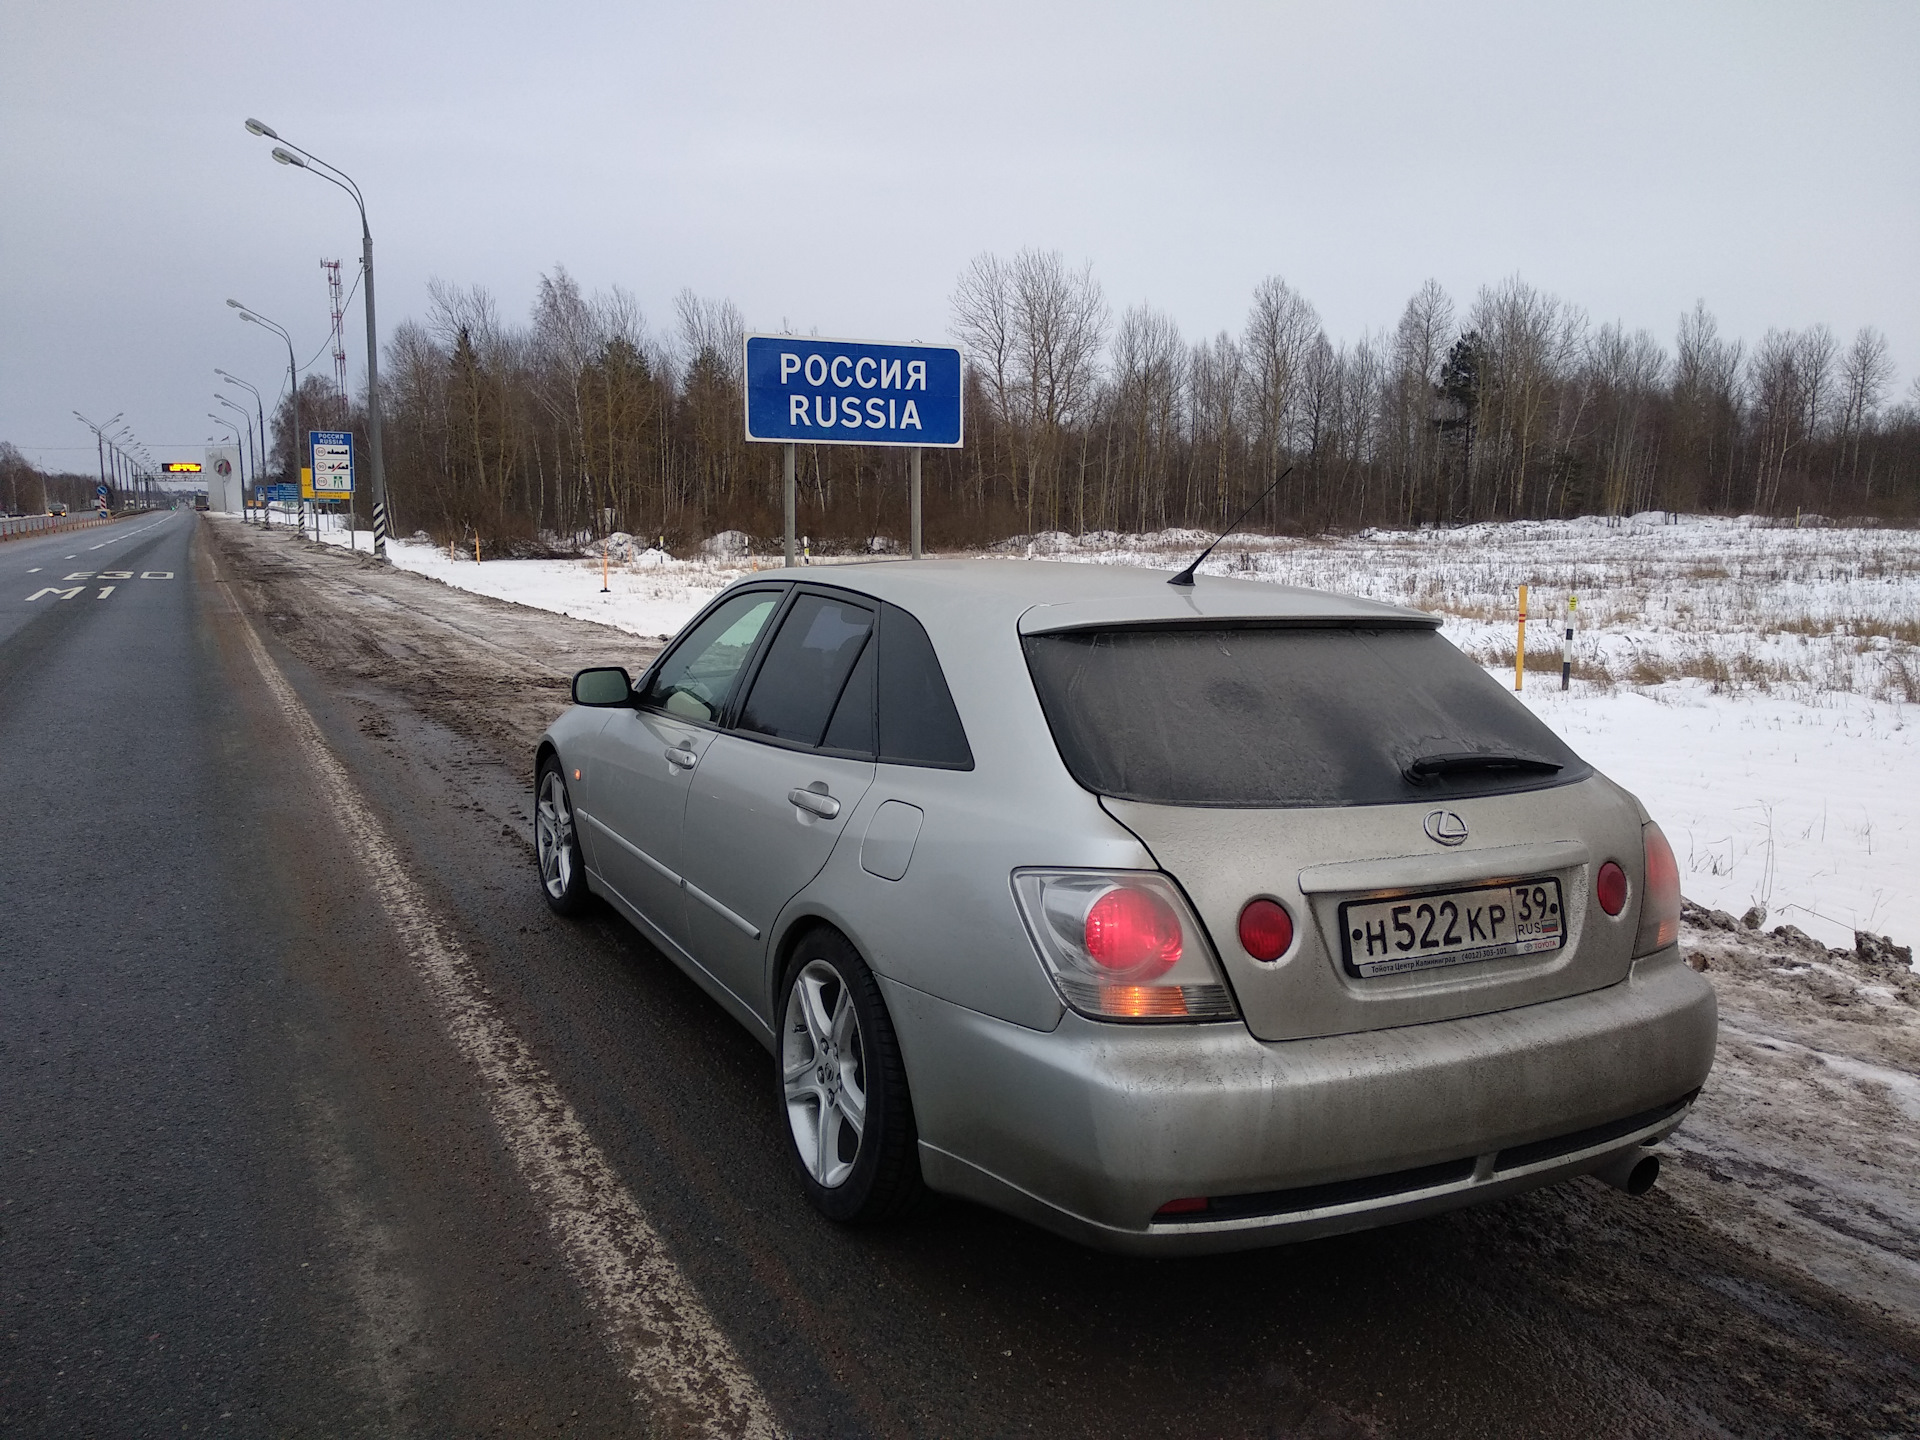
[752, 557, 1435, 633]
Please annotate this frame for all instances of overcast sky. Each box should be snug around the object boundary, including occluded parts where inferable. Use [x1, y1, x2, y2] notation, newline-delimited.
[4, 0, 1915, 472]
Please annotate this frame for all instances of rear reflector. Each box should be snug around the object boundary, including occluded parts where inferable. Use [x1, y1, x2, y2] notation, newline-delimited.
[1238, 898, 1293, 961]
[1596, 861, 1627, 916]
[1155, 1196, 1210, 1217]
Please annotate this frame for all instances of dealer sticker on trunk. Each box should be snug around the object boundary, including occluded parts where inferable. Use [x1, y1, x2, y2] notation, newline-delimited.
[1340, 879, 1563, 978]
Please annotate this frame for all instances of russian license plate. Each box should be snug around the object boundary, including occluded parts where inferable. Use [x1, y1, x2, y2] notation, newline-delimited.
[1340, 878, 1564, 978]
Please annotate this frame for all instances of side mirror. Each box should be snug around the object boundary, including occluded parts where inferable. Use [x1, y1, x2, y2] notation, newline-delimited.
[571, 666, 634, 707]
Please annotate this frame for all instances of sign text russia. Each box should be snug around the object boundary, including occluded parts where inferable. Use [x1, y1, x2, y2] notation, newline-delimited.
[743, 336, 962, 447]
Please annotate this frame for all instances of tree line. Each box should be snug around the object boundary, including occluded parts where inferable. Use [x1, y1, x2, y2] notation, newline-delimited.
[18, 255, 1914, 547]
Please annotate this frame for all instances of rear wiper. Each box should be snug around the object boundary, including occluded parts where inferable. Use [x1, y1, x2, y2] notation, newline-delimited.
[1404, 752, 1564, 783]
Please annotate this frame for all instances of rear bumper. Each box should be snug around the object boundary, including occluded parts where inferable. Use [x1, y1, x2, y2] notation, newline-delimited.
[885, 947, 1716, 1255]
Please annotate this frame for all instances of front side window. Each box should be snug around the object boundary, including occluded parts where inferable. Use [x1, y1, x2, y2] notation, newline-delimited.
[737, 594, 876, 746]
[639, 589, 781, 723]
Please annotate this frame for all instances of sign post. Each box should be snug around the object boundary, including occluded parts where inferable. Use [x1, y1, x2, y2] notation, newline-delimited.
[743, 335, 963, 566]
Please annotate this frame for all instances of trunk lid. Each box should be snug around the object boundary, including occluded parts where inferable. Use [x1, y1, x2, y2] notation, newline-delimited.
[1104, 775, 1645, 1042]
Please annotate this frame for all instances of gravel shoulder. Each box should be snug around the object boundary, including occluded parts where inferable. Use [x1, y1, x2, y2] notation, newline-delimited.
[1667, 910, 1920, 1330]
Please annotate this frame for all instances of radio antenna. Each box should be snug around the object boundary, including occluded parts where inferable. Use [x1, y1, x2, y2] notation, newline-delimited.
[1167, 467, 1292, 587]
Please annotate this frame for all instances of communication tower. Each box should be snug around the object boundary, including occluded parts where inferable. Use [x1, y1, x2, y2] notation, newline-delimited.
[321, 258, 349, 399]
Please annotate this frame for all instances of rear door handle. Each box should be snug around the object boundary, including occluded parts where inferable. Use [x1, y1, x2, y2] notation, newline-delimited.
[666, 745, 699, 770]
[788, 786, 841, 819]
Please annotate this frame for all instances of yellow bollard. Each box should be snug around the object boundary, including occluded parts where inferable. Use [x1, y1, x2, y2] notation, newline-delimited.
[1515, 584, 1528, 691]
[475, 533, 482, 564]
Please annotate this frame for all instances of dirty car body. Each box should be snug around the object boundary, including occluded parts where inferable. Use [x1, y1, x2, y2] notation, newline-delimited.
[535, 560, 1716, 1254]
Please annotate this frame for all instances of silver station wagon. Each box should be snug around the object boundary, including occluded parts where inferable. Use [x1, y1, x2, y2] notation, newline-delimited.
[534, 560, 1716, 1254]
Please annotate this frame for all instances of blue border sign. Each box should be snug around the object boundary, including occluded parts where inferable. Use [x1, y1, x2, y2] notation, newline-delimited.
[308, 430, 354, 496]
[743, 335, 962, 447]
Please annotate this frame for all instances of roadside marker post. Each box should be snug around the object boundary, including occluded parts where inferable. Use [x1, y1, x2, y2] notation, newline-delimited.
[1515, 584, 1529, 691]
[1562, 595, 1577, 691]
[743, 335, 963, 567]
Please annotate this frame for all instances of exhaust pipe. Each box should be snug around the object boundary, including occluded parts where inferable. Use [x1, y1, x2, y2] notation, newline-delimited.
[1593, 1151, 1660, 1196]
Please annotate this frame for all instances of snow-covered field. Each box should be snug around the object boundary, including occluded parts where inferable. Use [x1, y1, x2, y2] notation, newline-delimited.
[298, 510, 1918, 959]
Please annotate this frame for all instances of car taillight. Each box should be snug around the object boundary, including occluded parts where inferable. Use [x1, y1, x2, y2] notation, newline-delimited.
[1011, 870, 1238, 1023]
[1085, 886, 1183, 978]
[1237, 899, 1293, 962]
[1634, 821, 1682, 957]
[1596, 861, 1627, 916]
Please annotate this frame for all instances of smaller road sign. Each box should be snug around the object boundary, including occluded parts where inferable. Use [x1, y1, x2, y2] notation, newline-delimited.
[743, 336, 962, 447]
[309, 431, 355, 497]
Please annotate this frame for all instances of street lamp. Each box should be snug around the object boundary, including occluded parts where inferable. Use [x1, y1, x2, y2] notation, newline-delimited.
[215, 395, 256, 504]
[210, 409, 250, 494]
[219, 368, 272, 526]
[246, 117, 391, 559]
[228, 299, 300, 532]
[216, 368, 270, 522]
[209, 414, 247, 511]
[73, 410, 123, 512]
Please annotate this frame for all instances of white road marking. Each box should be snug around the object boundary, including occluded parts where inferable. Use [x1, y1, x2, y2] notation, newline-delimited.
[230, 603, 781, 1438]
[97, 586, 115, 599]
[26, 567, 40, 573]
[27, 587, 83, 602]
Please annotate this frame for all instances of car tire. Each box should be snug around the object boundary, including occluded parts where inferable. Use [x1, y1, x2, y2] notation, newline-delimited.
[535, 757, 591, 917]
[777, 929, 923, 1224]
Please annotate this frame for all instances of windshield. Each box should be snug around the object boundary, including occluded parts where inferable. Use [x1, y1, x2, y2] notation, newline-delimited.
[1022, 624, 1589, 808]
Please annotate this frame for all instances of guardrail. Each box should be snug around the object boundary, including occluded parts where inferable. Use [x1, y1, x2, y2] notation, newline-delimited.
[0, 513, 119, 543]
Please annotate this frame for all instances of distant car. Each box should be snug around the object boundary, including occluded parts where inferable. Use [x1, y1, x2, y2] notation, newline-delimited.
[534, 561, 1715, 1253]
[193, 497, 210, 512]
[48, 503, 68, 516]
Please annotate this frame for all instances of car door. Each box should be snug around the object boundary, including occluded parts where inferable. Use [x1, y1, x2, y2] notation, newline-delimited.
[679, 589, 879, 1023]
[584, 587, 784, 958]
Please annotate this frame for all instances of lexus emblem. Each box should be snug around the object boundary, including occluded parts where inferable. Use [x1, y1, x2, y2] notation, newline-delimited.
[1423, 809, 1468, 847]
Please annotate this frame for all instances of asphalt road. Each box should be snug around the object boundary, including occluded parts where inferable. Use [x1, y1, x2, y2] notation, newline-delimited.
[3, 514, 1917, 1438]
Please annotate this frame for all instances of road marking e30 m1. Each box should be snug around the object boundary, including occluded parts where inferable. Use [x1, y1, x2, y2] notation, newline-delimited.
[27, 571, 172, 600]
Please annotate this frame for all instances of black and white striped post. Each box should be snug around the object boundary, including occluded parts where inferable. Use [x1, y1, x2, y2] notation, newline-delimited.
[1561, 594, 1577, 691]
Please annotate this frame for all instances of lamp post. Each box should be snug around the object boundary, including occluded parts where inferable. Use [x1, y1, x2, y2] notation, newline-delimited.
[110, 423, 138, 509]
[216, 395, 256, 508]
[217, 368, 270, 522]
[72, 411, 122, 515]
[210, 415, 246, 510]
[228, 299, 299, 533]
[246, 118, 390, 559]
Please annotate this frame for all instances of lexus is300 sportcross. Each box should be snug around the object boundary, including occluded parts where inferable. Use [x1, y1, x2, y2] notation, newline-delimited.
[533, 560, 1715, 1253]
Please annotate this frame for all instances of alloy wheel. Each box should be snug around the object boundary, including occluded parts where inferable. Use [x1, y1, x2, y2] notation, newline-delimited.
[782, 959, 868, 1188]
[536, 769, 576, 901]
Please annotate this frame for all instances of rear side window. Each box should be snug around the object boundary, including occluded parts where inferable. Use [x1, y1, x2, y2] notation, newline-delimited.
[1022, 625, 1588, 808]
[737, 594, 875, 746]
[877, 602, 972, 769]
[639, 589, 781, 723]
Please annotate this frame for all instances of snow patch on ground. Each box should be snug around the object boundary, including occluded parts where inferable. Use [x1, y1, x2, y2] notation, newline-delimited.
[299, 511, 1917, 961]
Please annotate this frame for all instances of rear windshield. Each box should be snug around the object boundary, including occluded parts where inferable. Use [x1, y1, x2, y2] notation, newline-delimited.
[1022, 625, 1589, 808]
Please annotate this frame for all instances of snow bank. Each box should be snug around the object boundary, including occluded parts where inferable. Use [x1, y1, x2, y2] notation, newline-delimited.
[296, 511, 1917, 959]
